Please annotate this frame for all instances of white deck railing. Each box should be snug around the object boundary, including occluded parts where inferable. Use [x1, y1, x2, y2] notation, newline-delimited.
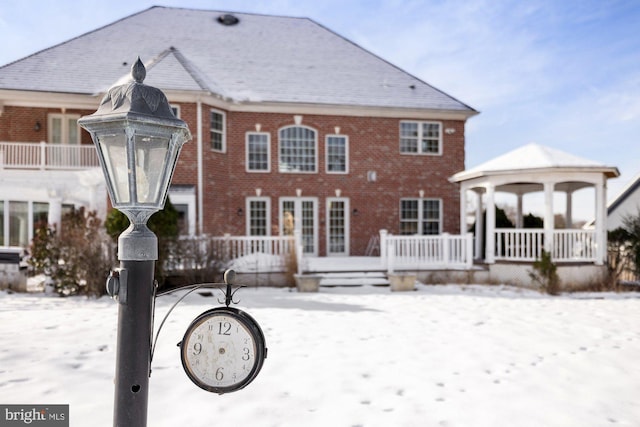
[0, 142, 99, 170]
[494, 228, 597, 262]
[381, 231, 473, 273]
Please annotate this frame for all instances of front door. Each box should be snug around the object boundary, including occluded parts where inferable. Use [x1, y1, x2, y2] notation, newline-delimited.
[280, 198, 318, 256]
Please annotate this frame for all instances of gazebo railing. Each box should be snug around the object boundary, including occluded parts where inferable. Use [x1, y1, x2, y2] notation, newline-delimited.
[494, 228, 597, 262]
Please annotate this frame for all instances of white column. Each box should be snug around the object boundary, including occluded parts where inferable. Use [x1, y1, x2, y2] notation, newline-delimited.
[565, 191, 573, 229]
[595, 179, 606, 265]
[196, 100, 204, 235]
[516, 193, 523, 228]
[543, 182, 554, 254]
[459, 185, 467, 236]
[485, 184, 495, 264]
[475, 190, 484, 260]
[48, 198, 62, 229]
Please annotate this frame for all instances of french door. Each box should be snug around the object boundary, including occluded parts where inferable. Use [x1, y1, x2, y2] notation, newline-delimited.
[280, 198, 318, 256]
[326, 198, 350, 256]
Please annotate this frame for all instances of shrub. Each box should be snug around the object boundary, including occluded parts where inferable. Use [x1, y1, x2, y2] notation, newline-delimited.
[529, 249, 560, 295]
[105, 198, 179, 288]
[29, 208, 114, 297]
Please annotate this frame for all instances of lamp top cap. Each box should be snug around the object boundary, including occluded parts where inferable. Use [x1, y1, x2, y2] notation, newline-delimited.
[79, 57, 190, 132]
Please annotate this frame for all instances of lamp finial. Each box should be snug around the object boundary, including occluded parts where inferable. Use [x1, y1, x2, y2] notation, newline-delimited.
[131, 57, 146, 83]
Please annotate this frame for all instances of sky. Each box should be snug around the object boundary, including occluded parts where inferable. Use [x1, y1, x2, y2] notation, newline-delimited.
[1, 0, 639, 220]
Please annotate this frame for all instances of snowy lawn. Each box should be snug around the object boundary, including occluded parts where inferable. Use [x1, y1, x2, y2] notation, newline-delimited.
[1, 284, 639, 427]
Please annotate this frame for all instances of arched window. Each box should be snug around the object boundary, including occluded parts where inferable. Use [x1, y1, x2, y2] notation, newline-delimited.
[278, 126, 317, 173]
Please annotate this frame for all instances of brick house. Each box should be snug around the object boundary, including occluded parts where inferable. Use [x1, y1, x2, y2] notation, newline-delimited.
[0, 6, 477, 257]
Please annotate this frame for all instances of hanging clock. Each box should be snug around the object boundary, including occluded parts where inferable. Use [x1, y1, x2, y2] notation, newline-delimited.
[180, 306, 267, 394]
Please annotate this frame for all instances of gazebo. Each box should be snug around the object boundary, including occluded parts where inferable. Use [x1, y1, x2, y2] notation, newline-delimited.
[450, 143, 620, 287]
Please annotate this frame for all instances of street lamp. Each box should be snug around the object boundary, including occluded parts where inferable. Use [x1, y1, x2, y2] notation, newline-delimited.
[79, 57, 191, 426]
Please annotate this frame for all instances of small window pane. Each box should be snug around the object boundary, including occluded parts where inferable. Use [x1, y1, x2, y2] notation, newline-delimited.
[247, 133, 269, 171]
[9, 201, 28, 247]
[210, 111, 225, 151]
[327, 136, 347, 172]
[249, 200, 268, 236]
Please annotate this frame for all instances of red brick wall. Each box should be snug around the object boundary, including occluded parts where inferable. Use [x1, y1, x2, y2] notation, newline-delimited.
[2, 103, 466, 256]
[172, 105, 466, 256]
[0, 106, 95, 144]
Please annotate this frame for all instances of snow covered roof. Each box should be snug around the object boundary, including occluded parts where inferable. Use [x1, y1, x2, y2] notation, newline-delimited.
[451, 143, 620, 182]
[0, 6, 476, 114]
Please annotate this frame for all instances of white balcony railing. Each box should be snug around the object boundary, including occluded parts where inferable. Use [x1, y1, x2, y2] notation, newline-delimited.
[381, 231, 474, 272]
[494, 228, 597, 262]
[0, 142, 99, 170]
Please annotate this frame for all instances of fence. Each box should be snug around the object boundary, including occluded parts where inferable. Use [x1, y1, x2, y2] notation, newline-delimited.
[0, 142, 99, 170]
[380, 230, 473, 273]
[494, 228, 597, 262]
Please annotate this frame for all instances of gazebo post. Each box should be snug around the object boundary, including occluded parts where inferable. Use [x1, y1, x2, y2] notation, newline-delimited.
[543, 182, 555, 256]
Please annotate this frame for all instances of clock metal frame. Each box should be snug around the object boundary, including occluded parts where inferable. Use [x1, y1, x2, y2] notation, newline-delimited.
[180, 306, 267, 394]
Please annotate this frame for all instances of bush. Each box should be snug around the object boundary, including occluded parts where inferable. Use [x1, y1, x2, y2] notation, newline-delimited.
[105, 198, 179, 288]
[29, 208, 114, 297]
[529, 249, 560, 295]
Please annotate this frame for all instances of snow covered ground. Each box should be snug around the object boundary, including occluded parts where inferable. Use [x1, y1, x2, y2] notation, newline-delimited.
[1, 283, 639, 427]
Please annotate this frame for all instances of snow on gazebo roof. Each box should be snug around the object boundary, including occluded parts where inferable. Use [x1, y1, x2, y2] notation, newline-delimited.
[451, 143, 619, 183]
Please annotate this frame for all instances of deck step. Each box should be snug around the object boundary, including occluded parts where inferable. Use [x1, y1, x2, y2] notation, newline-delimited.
[317, 272, 389, 287]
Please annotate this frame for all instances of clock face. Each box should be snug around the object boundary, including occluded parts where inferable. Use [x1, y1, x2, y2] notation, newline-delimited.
[180, 307, 266, 394]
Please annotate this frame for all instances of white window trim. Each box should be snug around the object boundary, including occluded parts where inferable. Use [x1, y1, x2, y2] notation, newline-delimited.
[399, 120, 442, 156]
[278, 125, 318, 174]
[326, 197, 350, 256]
[170, 104, 181, 118]
[48, 113, 81, 145]
[168, 189, 196, 236]
[399, 197, 443, 235]
[210, 108, 226, 153]
[245, 132, 271, 173]
[325, 134, 349, 174]
[246, 197, 271, 236]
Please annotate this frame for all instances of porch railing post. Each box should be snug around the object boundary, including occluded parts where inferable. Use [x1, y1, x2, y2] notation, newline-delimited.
[379, 229, 388, 270]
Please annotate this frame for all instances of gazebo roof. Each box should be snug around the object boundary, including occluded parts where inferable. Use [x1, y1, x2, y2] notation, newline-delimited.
[451, 143, 620, 183]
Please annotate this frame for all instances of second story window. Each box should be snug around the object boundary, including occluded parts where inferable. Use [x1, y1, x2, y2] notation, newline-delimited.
[400, 121, 442, 155]
[279, 126, 317, 173]
[246, 132, 270, 172]
[49, 114, 80, 145]
[210, 109, 225, 152]
[326, 135, 348, 173]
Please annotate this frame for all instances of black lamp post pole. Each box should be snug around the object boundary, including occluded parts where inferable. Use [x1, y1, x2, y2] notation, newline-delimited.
[113, 259, 155, 426]
[111, 223, 158, 427]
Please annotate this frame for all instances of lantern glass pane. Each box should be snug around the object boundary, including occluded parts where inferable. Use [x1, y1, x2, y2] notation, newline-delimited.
[134, 134, 170, 204]
[98, 133, 129, 204]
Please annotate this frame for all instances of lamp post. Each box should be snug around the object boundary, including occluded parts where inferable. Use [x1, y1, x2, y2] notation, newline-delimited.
[79, 58, 191, 426]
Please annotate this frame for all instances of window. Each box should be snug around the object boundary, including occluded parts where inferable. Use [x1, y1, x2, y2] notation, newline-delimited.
[247, 198, 271, 236]
[168, 186, 196, 236]
[48, 114, 80, 145]
[326, 135, 348, 173]
[9, 201, 29, 247]
[400, 198, 441, 235]
[210, 109, 226, 151]
[170, 105, 181, 118]
[399, 121, 442, 155]
[326, 198, 350, 255]
[279, 126, 317, 173]
[246, 132, 270, 172]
